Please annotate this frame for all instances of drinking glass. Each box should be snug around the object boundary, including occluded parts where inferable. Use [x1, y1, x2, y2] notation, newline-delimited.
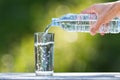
[34, 32, 54, 76]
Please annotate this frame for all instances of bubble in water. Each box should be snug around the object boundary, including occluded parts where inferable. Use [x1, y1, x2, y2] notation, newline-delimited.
[45, 62, 48, 64]
[48, 51, 50, 53]
[42, 58, 45, 61]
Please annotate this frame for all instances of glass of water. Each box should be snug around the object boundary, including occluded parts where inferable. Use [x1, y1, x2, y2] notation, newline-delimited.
[34, 32, 54, 76]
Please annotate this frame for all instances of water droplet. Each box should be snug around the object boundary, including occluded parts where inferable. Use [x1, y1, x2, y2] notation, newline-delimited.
[42, 58, 45, 61]
[45, 62, 48, 64]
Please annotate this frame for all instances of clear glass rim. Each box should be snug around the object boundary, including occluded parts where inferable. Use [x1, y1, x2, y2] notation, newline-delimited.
[34, 32, 54, 35]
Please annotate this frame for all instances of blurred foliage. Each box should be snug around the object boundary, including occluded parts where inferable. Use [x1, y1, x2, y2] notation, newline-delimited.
[0, 0, 119, 73]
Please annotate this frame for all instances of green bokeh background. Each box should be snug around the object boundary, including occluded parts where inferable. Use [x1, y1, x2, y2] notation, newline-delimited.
[0, 0, 119, 72]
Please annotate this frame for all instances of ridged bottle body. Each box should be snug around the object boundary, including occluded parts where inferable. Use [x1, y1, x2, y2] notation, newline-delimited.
[52, 14, 120, 33]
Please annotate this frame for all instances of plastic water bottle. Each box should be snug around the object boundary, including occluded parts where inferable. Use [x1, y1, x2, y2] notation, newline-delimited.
[51, 13, 120, 33]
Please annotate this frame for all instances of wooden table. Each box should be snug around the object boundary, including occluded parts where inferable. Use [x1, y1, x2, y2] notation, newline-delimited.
[0, 73, 120, 80]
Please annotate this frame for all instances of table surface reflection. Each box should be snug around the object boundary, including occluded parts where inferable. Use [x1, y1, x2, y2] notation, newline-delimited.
[1, 73, 120, 80]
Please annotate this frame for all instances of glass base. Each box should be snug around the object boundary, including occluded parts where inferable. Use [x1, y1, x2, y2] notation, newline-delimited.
[35, 71, 53, 76]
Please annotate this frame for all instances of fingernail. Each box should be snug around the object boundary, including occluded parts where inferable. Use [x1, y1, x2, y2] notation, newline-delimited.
[90, 28, 96, 36]
[100, 33, 105, 36]
[90, 32, 96, 36]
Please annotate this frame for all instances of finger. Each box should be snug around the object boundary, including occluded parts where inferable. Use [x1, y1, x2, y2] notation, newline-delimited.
[100, 33, 105, 36]
[90, 18, 103, 35]
[90, 25, 97, 36]
[90, 15, 110, 36]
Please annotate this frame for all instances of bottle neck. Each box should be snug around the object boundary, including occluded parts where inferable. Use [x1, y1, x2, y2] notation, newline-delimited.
[51, 18, 60, 27]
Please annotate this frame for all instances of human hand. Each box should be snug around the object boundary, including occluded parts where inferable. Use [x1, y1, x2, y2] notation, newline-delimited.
[81, 1, 120, 35]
